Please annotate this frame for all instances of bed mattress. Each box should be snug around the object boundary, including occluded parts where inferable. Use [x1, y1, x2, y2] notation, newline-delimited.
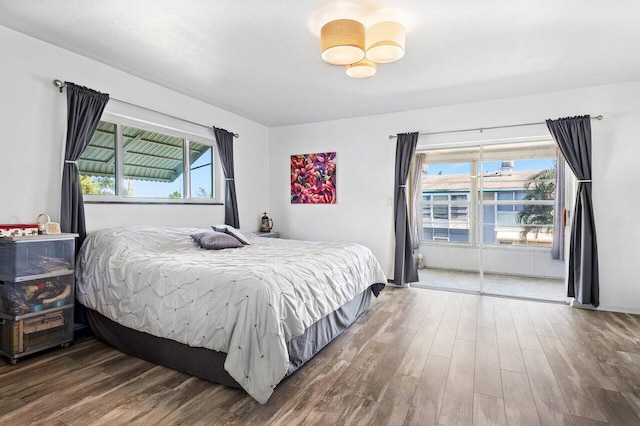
[76, 227, 387, 403]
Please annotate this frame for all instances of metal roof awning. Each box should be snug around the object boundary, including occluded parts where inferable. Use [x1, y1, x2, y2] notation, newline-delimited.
[78, 121, 210, 183]
[422, 170, 544, 192]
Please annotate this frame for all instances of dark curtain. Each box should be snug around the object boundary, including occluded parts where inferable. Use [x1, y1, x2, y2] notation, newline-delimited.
[393, 132, 420, 286]
[213, 127, 240, 228]
[546, 116, 598, 307]
[60, 83, 109, 250]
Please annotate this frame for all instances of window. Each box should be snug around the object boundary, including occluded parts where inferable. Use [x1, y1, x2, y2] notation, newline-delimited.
[79, 121, 116, 196]
[189, 142, 214, 198]
[420, 141, 557, 248]
[421, 161, 472, 243]
[78, 117, 220, 203]
[422, 193, 471, 243]
[422, 195, 432, 218]
[450, 194, 469, 220]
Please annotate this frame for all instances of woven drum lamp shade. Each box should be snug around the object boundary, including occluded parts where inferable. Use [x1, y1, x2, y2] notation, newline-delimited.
[345, 58, 377, 78]
[321, 19, 366, 65]
[366, 21, 406, 63]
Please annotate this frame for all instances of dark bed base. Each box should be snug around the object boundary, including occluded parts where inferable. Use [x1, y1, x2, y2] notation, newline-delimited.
[85, 287, 375, 390]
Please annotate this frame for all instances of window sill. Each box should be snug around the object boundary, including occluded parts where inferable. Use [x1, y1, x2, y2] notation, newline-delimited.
[482, 244, 552, 253]
[84, 200, 223, 206]
[420, 241, 473, 248]
[419, 240, 552, 253]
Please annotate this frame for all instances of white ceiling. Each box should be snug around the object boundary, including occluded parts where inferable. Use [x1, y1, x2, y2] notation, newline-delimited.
[1, 0, 639, 127]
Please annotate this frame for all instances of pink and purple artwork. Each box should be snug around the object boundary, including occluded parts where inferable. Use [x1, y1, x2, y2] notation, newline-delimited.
[290, 152, 336, 204]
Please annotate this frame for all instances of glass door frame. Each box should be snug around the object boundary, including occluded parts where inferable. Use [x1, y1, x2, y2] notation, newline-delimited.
[417, 136, 564, 298]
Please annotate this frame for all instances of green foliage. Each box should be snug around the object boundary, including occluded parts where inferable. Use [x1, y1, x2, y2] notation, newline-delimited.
[168, 191, 182, 199]
[516, 167, 556, 242]
[80, 175, 115, 195]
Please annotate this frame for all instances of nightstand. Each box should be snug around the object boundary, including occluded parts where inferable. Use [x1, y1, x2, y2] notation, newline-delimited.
[0, 233, 78, 364]
[257, 232, 280, 239]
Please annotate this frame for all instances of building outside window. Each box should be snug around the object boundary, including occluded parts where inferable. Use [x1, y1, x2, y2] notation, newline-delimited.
[420, 142, 557, 247]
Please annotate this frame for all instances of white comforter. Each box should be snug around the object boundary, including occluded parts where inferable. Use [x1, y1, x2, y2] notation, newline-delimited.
[76, 227, 386, 403]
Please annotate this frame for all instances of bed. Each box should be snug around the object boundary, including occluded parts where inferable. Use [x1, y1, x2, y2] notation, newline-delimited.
[75, 226, 387, 403]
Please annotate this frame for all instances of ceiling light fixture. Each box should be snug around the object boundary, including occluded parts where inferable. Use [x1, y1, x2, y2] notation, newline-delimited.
[320, 19, 366, 65]
[320, 13, 406, 79]
[345, 58, 377, 79]
[366, 21, 405, 63]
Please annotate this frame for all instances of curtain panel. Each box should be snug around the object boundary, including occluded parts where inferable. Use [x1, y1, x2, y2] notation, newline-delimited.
[393, 132, 420, 286]
[60, 83, 109, 250]
[213, 127, 240, 228]
[546, 115, 599, 307]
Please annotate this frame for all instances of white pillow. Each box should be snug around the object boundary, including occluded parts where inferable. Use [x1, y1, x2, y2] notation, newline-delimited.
[212, 225, 250, 245]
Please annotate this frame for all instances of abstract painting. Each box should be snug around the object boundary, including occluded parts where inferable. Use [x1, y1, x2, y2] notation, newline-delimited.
[290, 152, 336, 204]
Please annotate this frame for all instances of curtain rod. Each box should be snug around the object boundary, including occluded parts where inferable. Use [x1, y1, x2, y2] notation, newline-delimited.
[52, 79, 239, 138]
[388, 115, 603, 139]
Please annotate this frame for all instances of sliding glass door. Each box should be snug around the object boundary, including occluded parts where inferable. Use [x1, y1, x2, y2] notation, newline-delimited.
[415, 140, 567, 302]
[416, 147, 482, 293]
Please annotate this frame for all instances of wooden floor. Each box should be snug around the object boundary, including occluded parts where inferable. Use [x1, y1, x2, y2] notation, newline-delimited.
[1, 288, 640, 425]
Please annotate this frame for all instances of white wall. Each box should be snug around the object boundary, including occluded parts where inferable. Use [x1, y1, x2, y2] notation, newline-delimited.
[0, 26, 269, 232]
[3, 23, 638, 314]
[270, 81, 640, 314]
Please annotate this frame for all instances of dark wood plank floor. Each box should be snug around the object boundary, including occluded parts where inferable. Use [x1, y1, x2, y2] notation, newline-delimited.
[1, 287, 640, 425]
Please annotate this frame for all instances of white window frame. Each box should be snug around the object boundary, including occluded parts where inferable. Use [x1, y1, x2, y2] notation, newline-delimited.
[82, 111, 223, 205]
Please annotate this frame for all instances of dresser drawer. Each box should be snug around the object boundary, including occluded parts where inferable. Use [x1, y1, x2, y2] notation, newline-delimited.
[0, 273, 74, 318]
[1, 308, 73, 356]
[0, 238, 74, 279]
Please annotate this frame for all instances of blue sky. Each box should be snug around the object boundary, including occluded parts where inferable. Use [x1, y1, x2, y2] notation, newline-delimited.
[126, 147, 213, 198]
[127, 155, 554, 197]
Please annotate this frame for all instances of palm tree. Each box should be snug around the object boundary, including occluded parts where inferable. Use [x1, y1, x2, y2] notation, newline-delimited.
[517, 166, 556, 243]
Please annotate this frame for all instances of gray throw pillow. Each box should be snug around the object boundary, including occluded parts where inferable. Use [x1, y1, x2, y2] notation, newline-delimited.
[191, 231, 244, 250]
[212, 225, 250, 245]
